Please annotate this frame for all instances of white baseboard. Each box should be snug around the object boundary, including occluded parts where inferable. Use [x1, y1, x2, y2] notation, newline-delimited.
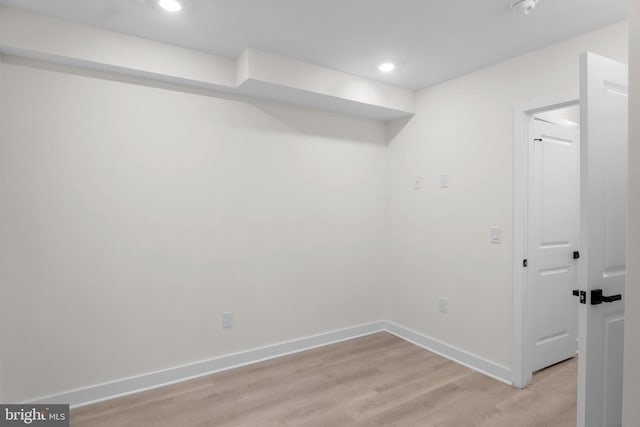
[382, 320, 512, 385]
[31, 321, 385, 408]
[30, 320, 512, 408]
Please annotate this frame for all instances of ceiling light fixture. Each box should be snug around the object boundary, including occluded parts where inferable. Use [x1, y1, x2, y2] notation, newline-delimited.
[379, 63, 395, 73]
[511, 0, 538, 15]
[159, 0, 182, 12]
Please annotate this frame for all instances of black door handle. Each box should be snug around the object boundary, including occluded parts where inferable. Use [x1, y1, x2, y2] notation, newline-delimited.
[591, 289, 622, 305]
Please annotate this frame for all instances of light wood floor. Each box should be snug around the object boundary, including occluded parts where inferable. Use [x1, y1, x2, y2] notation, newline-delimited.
[71, 332, 577, 427]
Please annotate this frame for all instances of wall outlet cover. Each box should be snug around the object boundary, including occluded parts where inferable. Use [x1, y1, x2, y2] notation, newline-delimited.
[414, 176, 423, 190]
[222, 312, 234, 329]
[438, 297, 448, 314]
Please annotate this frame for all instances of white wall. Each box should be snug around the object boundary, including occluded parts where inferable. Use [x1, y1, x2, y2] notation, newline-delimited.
[623, 0, 640, 425]
[0, 57, 387, 403]
[385, 22, 628, 368]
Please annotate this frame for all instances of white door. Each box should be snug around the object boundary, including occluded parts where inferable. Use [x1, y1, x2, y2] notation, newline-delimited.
[528, 114, 580, 372]
[577, 52, 628, 427]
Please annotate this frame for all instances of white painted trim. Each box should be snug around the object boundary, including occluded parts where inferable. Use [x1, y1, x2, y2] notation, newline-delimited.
[512, 104, 529, 388]
[511, 98, 579, 388]
[28, 320, 517, 408]
[383, 321, 513, 385]
[30, 322, 385, 408]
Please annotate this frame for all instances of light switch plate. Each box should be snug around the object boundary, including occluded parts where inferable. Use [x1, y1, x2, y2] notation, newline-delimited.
[490, 227, 502, 244]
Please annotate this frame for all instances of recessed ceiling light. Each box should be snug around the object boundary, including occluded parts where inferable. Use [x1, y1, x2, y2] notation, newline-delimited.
[379, 63, 395, 73]
[159, 0, 182, 12]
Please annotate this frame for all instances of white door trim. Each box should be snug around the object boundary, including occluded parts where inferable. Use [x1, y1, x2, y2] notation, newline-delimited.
[512, 97, 579, 388]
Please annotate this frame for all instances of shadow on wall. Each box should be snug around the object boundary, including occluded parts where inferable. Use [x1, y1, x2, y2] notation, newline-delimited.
[386, 116, 414, 142]
[250, 101, 387, 145]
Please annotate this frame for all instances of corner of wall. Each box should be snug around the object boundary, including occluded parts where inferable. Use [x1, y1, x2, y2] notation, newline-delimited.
[235, 49, 250, 87]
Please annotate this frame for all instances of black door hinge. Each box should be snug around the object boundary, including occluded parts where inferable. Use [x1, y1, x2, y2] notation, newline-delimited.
[523, 259, 528, 268]
[573, 251, 580, 259]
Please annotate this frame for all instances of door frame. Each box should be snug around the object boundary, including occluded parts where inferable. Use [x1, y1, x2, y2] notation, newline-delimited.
[512, 97, 580, 388]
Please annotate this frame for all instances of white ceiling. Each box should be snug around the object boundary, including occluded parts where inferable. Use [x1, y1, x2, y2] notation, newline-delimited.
[0, 0, 627, 90]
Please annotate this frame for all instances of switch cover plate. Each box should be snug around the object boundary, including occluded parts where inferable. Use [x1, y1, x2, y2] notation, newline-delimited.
[490, 227, 502, 244]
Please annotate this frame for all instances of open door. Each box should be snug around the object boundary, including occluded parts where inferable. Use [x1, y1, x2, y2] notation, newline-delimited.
[577, 52, 628, 427]
[529, 113, 580, 373]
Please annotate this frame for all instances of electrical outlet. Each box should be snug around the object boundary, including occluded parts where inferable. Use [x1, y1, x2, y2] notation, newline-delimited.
[414, 176, 423, 190]
[438, 297, 448, 314]
[222, 312, 233, 329]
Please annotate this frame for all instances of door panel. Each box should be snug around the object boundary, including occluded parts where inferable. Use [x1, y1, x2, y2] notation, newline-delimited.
[603, 83, 628, 274]
[603, 314, 624, 425]
[578, 52, 628, 427]
[529, 117, 580, 372]
[541, 136, 574, 245]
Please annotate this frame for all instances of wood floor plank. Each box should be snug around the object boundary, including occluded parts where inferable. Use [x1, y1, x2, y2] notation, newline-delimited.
[71, 332, 577, 427]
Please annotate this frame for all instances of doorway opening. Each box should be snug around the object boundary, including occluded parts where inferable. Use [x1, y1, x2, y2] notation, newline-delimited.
[514, 53, 628, 427]
[512, 99, 580, 388]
